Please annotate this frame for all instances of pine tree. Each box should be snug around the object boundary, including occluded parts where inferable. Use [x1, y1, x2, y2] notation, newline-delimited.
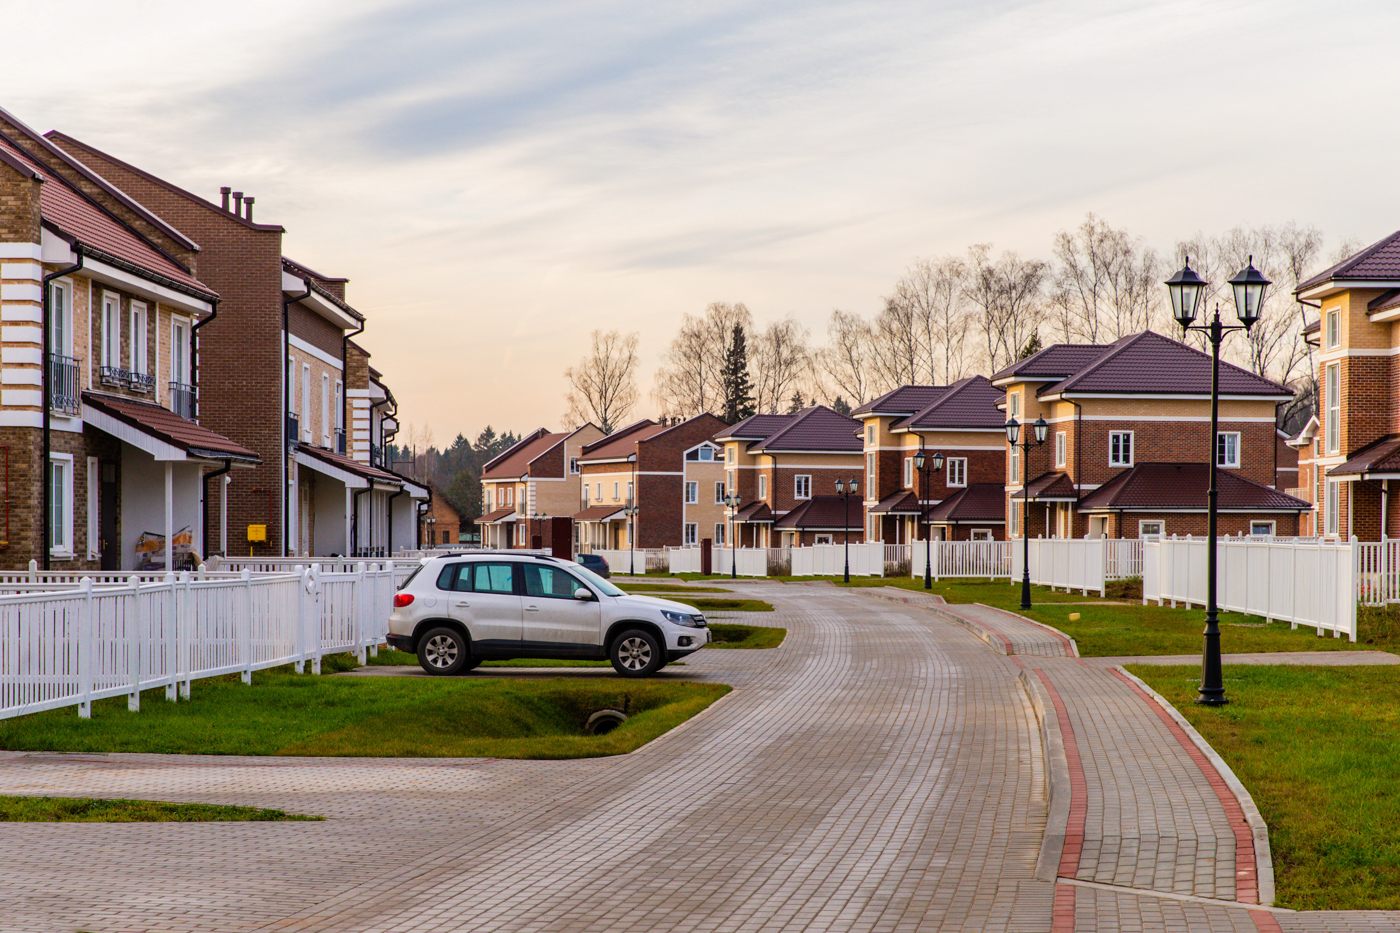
[1018, 334, 1043, 360]
[831, 396, 852, 416]
[721, 324, 756, 423]
[787, 391, 805, 414]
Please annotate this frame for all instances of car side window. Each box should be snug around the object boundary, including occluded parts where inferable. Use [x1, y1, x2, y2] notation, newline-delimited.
[464, 562, 516, 594]
[437, 564, 461, 590]
[523, 564, 583, 599]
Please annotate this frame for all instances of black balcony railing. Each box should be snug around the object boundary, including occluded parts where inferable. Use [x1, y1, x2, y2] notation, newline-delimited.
[99, 365, 127, 387]
[169, 382, 196, 421]
[370, 443, 384, 467]
[128, 371, 155, 393]
[48, 353, 81, 416]
[287, 413, 300, 446]
[336, 428, 347, 455]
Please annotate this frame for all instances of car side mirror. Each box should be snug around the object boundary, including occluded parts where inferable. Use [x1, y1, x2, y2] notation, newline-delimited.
[574, 587, 593, 601]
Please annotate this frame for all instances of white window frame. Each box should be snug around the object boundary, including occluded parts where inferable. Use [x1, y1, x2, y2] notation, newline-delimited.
[1009, 500, 1020, 537]
[626, 481, 634, 503]
[129, 301, 149, 377]
[1008, 391, 1021, 420]
[903, 457, 913, 488]
[170, 317, 190, 386]
[49, 280, 72, 357]
[485, 489, 494, 511]
[866, 424, 875, 446]
[1216, 431, 1241, 468]
[49, 453, 74, 558]
[321, 372, 332, 445]
[684, 523, 698, 546]
[1109, 431, 1134, 467]
[1325, 479, 1339, 535]
[301, 364, 312, 441]
[1325, 363, 1340, 455]
[970, 528, 993, 541]
[698, 446, 714, 461]
[569, 457, 579, 474]
[102, 292, 121, 370]
[726, 446, 735, 464]
[1139, 520, 1164, 538]
[1250, 521, 1276, 537]
[715, 481, 726, 504]
[685, 481, 698, 504]
[1055, 431, 1066, 468]
[1326, 309, 1340, 349]
[758, 475, 767, 500]
[1009, 445, 1020, 484]
[613, 481, 620, 501]
[947, 457, 967, 488]
[714, 523, 726, 546]
[814, 533, 833, 545]
[86, 456, 99, 560]
[595, 482, 602, 502]
[866, 452, 876, 494]
[794, 474, 812, 500]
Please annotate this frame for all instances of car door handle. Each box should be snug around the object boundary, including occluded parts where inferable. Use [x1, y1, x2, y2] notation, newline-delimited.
[525, 605, 539, 612]
[455, 601, 470, 607]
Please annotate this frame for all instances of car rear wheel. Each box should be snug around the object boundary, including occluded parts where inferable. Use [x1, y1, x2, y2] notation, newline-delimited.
[610, 629, 663, 678]
[417, 626, 471, 676]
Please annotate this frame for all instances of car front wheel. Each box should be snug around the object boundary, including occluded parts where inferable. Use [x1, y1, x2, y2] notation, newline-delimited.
[417, 626, 471, 676]
[610, 629, 663, 678]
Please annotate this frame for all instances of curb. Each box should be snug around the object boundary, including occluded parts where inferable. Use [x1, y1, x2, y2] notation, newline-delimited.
[1113, 666, 1275, 907]
[1018, 669, 1071, 882]
[973, 603, 1081, 658]
[927, 603, 1014, 654]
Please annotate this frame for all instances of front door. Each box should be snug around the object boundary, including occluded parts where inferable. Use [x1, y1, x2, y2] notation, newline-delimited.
[446, 561, 523, 652]
[99, 461, 119, 571]
[520, 563, 602, 651]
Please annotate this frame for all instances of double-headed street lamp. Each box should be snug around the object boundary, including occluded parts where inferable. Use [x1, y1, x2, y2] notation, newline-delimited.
[912, 449, 945, 590]
[834, 477, 860, 583]
[1164, 255, 1269, 707]
[723, 491, 743, 578]
[622, 503, 640, 575]
[1006, 415, 1049, 611]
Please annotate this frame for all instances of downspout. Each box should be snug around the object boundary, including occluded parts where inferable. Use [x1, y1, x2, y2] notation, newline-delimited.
[282, 277, 313, 556]
[202, 459, 233, 558]
[189, 296, 220, 422]
[42, 244, 85, 572]
[341, 313, 365, 453]
[1067, 397, 1084, 536]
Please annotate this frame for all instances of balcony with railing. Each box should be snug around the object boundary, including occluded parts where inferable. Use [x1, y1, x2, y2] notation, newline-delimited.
[127, 371, 154, 394]
[169, 382, 196, 421]
[98, 365, 154, 394]
[335, 428, 347, 455]
[99, 365, 128, 388]
[286, 413, 300, 446]
[370, 443, 384, 467]
[48, 354, 81, 415]
[1285, 487, 1313, 504]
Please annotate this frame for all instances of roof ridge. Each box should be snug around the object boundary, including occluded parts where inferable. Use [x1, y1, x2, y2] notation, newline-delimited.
[481, 428, 550, 473]
[1300, 229, 1400, 291]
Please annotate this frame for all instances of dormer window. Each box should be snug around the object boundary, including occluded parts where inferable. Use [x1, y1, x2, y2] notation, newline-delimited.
[699, 447, 713, 461]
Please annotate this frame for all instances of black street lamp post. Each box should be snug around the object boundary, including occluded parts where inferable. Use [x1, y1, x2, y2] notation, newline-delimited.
[723, 492, 743, 578]
[623, 503, 640, 575]
[913, 449, 945, 590]
[1165, 256, 1268, 707]
[834, 477, 860, 583]
[1006, 415, 1049, 611]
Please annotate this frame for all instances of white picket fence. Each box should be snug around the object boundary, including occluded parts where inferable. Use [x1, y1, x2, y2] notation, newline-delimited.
[1143, 536, 1356, 639]
[0, 563, 396, 721]
[790, 543, 885, 577]
[912, 540, 1013, 579]
[212, 555, 423, 586]
[588, 549, 669, 575]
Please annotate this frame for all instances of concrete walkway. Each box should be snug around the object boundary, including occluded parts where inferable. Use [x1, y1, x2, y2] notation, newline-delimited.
[0, 585, 1395, 931]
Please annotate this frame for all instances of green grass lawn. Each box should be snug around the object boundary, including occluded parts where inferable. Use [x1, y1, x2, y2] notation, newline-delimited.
[0, 796, 318, 823]
[1130, 664, 1400, 910]
[0, 671, 729, 760]
[708, 624, 786, 649]
[622, 585, 736, 595]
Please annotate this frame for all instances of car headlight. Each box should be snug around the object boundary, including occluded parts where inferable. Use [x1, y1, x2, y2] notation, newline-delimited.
[661, 610, 707, 628]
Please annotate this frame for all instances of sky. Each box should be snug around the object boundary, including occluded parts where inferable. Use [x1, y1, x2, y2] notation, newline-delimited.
[9, 0, 1400, 444]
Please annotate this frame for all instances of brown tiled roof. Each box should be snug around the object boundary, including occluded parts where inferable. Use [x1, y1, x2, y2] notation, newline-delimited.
[482, 429, 561, 479]
[1298, 230, 1400, 292]
[752, 406, 862, 453]
[734, 502, 775, 522]
[579, 419, 662, 459]
[853, 385, 946, 416]
[82, 393, 259, 462]
[868, 491, 921, 514]
[1011, 472, 1078, 501]
[898, 376, 1006, 430]
[282, 257, 364, 322]
[1328, 435, 1400, 477]
[1369, 289, 1400, 315]
[573, 505, 625, 521]
[1038, 332, 1289, 398]
[714, 413, 791, 440]
[296, 444, 403, 484]
[1077, 463, 1309, 511]
[1302, 317, 1321, 334]
[772, 496, 863, 530]
[991, 344, 1109, 383]
[476, 508, 518, 524]
[928, 484, 1006, 523]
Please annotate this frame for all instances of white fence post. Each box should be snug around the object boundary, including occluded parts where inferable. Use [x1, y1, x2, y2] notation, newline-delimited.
[294, 564, 306, 674]
[355, 562, 368, 665]
[310, 565, 323, 675]
[78, 577, 93, 719]
[127, 575, 142, 712]
[164, 572, 178, 702]
[180, 570, 192, 699]
[240, 567, 253, 684]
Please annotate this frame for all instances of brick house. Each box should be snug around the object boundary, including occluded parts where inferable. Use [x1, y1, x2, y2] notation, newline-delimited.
[853, 376, 1007, 542]
[574, 414, 728, 551]
[0, 107, 262, 571]
[420, 482, 469, 546]
[1293, 230, 1400, 539]
[45, 129, 426, 558]
[712, 406, 864, 547]
[680, 438, 725, 547]
[478, 424, 603, 549]
[992, 331, 1308, 539]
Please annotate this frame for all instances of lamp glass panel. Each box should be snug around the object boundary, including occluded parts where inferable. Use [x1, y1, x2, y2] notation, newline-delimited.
[1005, 419, 1020, 444]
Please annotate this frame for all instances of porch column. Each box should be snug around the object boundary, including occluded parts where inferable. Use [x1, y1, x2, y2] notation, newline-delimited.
[164, 462, 174, 572]
[221, 475, 230, 555]
[345, 487, 353, 556]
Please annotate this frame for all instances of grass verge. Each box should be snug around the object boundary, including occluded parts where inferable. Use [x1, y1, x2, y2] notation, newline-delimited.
[1129, 664, 1400, 910]
[0, 672, 730, 760]
[0, 795, 319, 822]
[708, 624, 786, 649]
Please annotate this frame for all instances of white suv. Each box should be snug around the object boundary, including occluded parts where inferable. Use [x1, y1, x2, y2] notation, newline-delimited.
[387, 553, 712, 677]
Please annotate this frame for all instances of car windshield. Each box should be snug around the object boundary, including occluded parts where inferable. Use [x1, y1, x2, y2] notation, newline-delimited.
[571, 563, 625, 597]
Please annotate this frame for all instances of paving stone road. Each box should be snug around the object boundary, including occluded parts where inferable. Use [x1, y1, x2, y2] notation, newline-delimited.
[0, 583, 1396, 932]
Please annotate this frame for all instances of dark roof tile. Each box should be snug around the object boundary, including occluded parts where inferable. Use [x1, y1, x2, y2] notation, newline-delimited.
[752, 406, 862, 453]
[482, 429, 562, 479]
[83, 392, 259, 462]
[1077, 463, 1308, 511]
[1036, 331, 1289, 398]
[714, 413, 791, 440]
[1298, 230, 1400, 291]
[1328, 435, 1400, 477]
[853, 385, 946, 416]
[899, 376, 1006, 429]
[1011, 472, 1078, 501]
[772, 496, 863, 530]
[868, 491, 921, 514]
[928, 483, 1006, 523]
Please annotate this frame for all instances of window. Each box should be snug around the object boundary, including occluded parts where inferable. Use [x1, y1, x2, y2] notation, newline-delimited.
[1325, 479, 1339, 535]
[49, 454, 73, 557]
[301, 364, 312, 440]
[524, 564, 584, 599]
[171, 318, 190, 386]
[758, 475, 767, 500]
[1008, 391, 1021, 420]
[321, 373, 331, 444]
[866, 453, 876, 494]
[971, 529, 993, 541]
[485, 489, 494, 511]
[1216, 432, 1241, 468]
[868, 514, 880, 542]
[515, 523, 525, 546]
[685, 482, 698, 504]
[726, 446, 735, 464]
[86, 457, 98, 559]
[1139, 520, 1164, 538]
[1109, 431, 1134, 467]
[714, 523, 726, 545]
[1250, 521, 1275, 536]
[715, 481, 726, 504]
[613, 482, 620, 501]
[814, 533, 833, 545]
[334, 379, 344, 436]
[1009, 501, 1019, 537]
[904, 457, 913, 488]
[1327, 309, 1340, 349]
[49, 281, 71, 355]
[626, 481, 633, 503]
[684, 523, 698, 545]
[947, 457, 967, 487]
[595, 482, 602, 501]
[1009, 445, 1020, 484]
[866, 424, 875, 445]
[504, 487, 513, 506]
[1055, 431, 1066, 468]
[129, 302, 149, 377]
[794, 475, 811, 499]
[459, 562, 516, 594]
[1325, 363, 1340, 455]
[287, 357, 295, 413]
[101, 293, 121, 369]
[569, 458, 580, 474]
[698, 447, 714, 461]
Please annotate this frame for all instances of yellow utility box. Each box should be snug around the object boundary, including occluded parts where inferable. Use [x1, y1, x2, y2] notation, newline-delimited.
[247, 524, 267, 543]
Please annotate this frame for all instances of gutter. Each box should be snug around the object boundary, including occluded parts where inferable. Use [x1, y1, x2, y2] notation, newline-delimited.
[282, 276, 313, 556]
[42, 242, 85, 571]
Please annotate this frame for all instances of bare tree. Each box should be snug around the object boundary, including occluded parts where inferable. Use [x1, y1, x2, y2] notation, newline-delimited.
[751, 316, 811, 414]
[563, 330, 640, 434]
[1050, 214, 1161, 344]
[814, 309, 875, 406]
[891, 256, 971, 384]
[652, 302, 752, 417]
[965, 244, 1048, 374]
[871, 296, 923, 391]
